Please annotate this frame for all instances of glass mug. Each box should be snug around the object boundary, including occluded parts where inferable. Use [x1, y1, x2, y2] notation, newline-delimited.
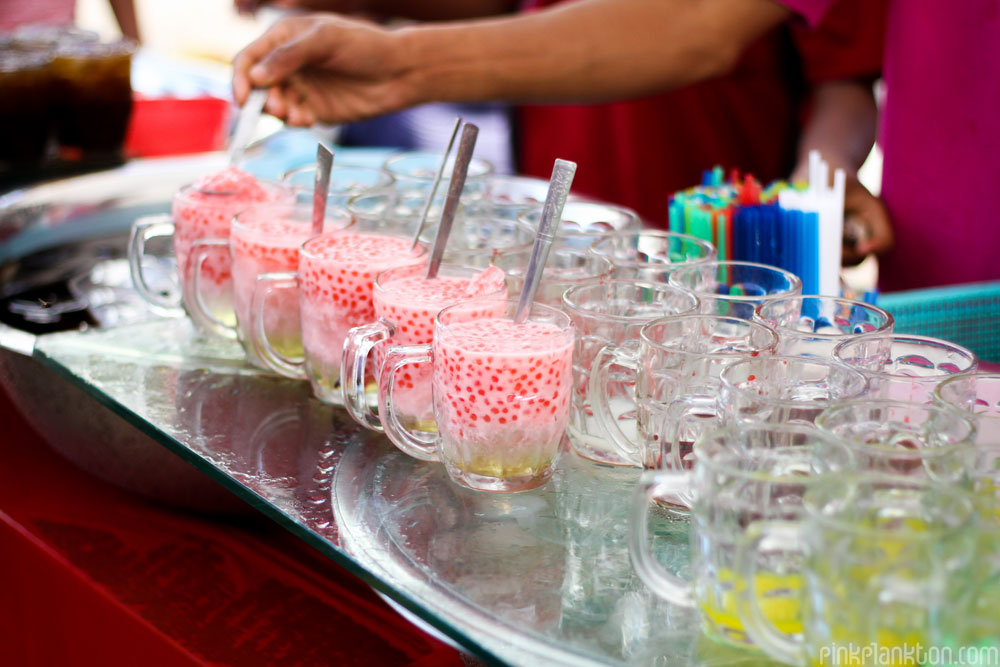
[560, 279, 700, 466]
[347, 190, 535, 268]
[669, 260, 802, 320]
[719, 355, 869, 427]
[341, 262, 508, 432]
[282, 164, 394, 207]
[587, 230, 715, 283]
[516, 201, 641, 251]
[184, 201, 353, 368]
[753, 295, 894, 358]
[589, 314, 779, 477]
[736, 473, 976, 667]
[833, 333, 978, 403]
[378, 298, 574, 493]
[816, 399, 977, 484]
[252, 231, 426, 404]
[934, 447, 1000, 655]
[629, 424, 854, 648]
[490, 246, 615, 309]
[128, 169, 291, 327]
[934, 372, 1000, 447]
[381, 150, 493, 210]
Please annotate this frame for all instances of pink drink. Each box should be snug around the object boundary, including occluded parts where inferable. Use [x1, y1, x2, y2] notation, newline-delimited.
[373, 265, 507, 422]
[231, 214, 314, 365]
[299, 233, 425, 403]
[172, 167, 286, 323]
[432, 317, 574, 486]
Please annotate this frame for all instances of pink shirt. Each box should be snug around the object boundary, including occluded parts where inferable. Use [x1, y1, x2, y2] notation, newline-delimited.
[782, 0, 1000, 291]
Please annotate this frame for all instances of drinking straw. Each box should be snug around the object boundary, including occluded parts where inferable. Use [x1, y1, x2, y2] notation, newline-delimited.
[229, 87, 267, 166]
[426, 123, 479, 279]
[311, 143, 334, 236]
[513, 159, 577, 324]
[410, 116, 462, 251]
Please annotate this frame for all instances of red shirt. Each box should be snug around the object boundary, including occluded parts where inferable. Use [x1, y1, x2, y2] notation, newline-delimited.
[516, 0, 886, 226]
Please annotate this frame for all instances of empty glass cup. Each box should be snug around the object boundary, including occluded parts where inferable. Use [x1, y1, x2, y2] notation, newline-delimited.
[561, 280, 700, 466]
[283, 164, 394, 207]
[737, 473, 976, 667]
[517, 201, 640, 251]
[833, 333, 978, 402]
[491, 246, 614, 309]
[589, 314, 779, 477]
[587, 230, 715, 283]
[720, 355, 869, 427]
[629, 424, 854, 648]
[816, 399, 977, 484]
[754, 295, 894, 358]
[669, 260, 802, 320]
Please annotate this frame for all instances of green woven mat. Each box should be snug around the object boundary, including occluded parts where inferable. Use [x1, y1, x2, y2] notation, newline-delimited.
[876, 281, 1000, 363]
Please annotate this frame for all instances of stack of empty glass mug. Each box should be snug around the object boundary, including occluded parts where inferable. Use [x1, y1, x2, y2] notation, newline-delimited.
[129, 148, 999, 663]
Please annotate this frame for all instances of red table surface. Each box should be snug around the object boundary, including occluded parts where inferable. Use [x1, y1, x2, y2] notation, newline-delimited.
[0, 385, 464, 666]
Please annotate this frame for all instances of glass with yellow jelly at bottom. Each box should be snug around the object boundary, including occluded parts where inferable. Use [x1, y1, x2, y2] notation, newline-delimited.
[736, 473, 976, 667]
[628, 424, 853, 649]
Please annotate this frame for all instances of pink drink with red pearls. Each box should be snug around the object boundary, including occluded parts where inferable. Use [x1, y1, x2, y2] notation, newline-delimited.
[172, 167, 287, 325]
[231, 206, 353, 366]
[372, 265, 507, 424]
[299, 233, 425, 403]
[432, 308, 574, 490]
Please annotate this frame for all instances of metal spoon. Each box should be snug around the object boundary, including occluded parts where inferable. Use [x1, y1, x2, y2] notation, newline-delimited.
[229, 87, 268, 166]
[410, 117, 462, 251]
[312, 143, 334, 235]
[425, 123, 479, 279]
[514, 159, 577, 323]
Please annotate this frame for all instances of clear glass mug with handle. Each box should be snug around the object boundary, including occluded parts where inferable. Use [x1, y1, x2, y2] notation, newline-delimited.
[833, 332, 978, 403]
[587, 229, 715, 283]
[719, 354, 870, 427]
[184, 201, 353, 367]
[753, 295, 893, 358]
[736, 473, 976, 666]
[628, 423, 854, 648]
[252, 230, 427, 404]
[378, 297, 574, 493]
[934, 371, 1000, 446]
[128, 170, 291, 328]
[669, 260, 802, 320]
[341, 262, 507, 432]
[490, 246, 614, 309]
[816, 398, 977, 485]
[588, 314, 778, 488]
[560, 279, 699, 466]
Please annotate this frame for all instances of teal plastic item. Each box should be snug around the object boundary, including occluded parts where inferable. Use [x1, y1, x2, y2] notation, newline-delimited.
[876, 281, 1000, 362]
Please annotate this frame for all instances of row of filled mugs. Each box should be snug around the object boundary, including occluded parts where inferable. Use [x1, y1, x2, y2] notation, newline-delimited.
[129, 156, 1000, 664]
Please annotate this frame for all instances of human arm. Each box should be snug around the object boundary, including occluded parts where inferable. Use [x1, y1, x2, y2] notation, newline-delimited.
[232, 0, 791, 125]
[235, 0, 516, 20]
[791, 80, 893, 263]
[108, 0, 141, 43]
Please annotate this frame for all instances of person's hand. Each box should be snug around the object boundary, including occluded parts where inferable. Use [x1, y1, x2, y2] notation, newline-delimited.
[841, 176, 893, 265]
[234, 0, 366, 16]
[232, 14, 417, 126]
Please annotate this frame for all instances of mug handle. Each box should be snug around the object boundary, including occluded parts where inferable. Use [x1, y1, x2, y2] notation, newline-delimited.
[378, 343, 440, 461]
[342, 318, 396, 432]
[627, 470, 696, 608]
[250, 271, 307, 379]
[663, 393, 721, 474]
[128, 214, 184, 316]
[735, 521, 806, 666]
[184, 238, 237, 340]
[589, 340, 641, 464]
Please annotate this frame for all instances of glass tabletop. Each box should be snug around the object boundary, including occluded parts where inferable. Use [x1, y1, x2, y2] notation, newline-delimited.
[34, 316, 779, 666]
